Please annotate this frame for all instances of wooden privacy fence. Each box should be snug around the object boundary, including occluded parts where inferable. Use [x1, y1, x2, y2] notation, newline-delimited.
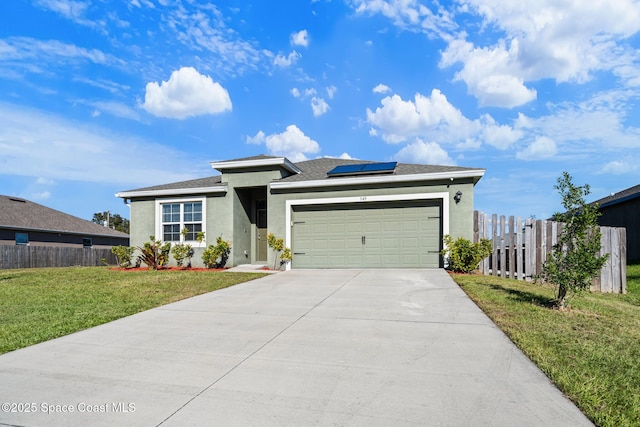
[473, 211, 627, 294]
[0, 246, 118, 269]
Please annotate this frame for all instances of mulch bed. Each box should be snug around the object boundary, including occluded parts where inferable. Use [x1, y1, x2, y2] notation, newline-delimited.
[109, 267, 226, 272]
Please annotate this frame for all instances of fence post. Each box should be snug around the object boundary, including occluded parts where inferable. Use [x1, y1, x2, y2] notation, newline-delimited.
[508, 216, 515, 279]
[620, 228, 627, 294]
[491, 214, 498, 276]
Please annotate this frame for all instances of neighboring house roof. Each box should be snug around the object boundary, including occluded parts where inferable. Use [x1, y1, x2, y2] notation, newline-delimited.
[117, 156, 485, 197]
[591, 184, 640, 209]
[0, 195, 129, 238]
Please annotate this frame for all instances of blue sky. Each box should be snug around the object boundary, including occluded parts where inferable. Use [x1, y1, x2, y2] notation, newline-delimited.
[1, 0, 640, 223]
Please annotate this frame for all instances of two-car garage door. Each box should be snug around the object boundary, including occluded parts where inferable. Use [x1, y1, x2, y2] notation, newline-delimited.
[291, 200, 442, 268]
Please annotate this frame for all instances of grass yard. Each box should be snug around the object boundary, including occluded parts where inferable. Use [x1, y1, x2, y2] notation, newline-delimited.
[452, 262, 640, 427]
[0, 267, 266, 355]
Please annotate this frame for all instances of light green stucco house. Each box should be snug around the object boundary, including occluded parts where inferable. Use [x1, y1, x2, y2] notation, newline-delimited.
[116, 155, 485, 269]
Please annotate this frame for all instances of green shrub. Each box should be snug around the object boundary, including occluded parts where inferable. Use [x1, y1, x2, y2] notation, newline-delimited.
[111, 245, 135, 268]
[136, 236, 171, 270]
[202, 237, 231, 269]
[171, 243, 194, 268]
[441, 235, 492, 273]
[171, 228, 195, 268]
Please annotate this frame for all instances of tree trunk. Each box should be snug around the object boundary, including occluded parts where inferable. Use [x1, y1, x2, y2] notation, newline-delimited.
[556, 285, 568, 308]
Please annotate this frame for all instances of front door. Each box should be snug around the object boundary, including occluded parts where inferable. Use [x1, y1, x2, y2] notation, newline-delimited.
[256, 200, 268, 262]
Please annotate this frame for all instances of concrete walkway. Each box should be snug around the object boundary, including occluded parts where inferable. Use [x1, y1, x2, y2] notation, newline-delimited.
[0, 269, 592, 426]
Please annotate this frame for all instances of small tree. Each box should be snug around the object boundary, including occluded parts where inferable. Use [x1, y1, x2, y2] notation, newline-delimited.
[267, 233, 292, 270]
[441, 235, 492, 273]
[540, 172, 609, 308]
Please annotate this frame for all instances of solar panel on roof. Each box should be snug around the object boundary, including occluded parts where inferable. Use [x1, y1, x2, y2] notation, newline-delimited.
[327, 162, 397, 177]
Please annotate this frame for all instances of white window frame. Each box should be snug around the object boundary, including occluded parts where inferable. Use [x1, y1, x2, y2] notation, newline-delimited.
[155, 197, 206, 247]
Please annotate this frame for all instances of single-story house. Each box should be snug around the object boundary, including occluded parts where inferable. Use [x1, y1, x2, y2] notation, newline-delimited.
[593, 183, 640, 262]
[116, 155, 485, 269]
[0, 195, 129, 248]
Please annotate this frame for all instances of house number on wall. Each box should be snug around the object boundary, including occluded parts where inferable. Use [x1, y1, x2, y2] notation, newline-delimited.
[360, 196, 367, 201]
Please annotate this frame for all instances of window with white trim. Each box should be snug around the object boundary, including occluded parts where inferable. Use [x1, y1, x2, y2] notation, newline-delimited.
[161, 201, 203, 242]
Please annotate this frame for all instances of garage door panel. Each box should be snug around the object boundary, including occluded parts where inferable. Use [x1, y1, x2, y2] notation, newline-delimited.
[292, 201, 442, 269]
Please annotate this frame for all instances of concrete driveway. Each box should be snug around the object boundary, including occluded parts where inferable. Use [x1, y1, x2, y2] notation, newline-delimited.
[0, 269, 591, 426]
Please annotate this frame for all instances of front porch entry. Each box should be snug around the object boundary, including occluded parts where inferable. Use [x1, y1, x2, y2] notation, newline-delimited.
[234, 187, 268, 265]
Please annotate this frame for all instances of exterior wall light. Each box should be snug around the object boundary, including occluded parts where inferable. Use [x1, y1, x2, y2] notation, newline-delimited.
[454, 191, 462, 204]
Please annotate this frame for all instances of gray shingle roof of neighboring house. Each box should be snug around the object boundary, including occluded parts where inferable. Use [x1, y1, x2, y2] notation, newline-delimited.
[0, 195, 129, 238]
[119, 156, 484, 195]
[592, 184, 640, 208]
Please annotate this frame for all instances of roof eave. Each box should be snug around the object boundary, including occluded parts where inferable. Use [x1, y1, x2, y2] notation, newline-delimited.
[210, 157, 302, 174]
[0, 224, 129, 238]
[115, 185, 228, 199]
[270, 169, 486, 190]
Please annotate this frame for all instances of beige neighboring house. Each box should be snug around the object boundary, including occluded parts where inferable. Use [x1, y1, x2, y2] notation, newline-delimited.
[0, 195, 129, 249]
[117, 155, 485, 269]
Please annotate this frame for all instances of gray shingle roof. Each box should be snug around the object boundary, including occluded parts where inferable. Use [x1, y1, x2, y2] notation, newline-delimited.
[0, 195, 129, 237]
[592, 183, 640, 208]
[123, 176, 222, 193]
[279, 157, 484, 182]
[118, 157, 484, 195]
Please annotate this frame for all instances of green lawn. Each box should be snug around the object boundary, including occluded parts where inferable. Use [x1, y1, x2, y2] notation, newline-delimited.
[451, 262, 640, 427]
[0, 267, 266, 355]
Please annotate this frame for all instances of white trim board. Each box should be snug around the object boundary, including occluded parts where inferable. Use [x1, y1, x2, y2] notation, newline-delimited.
[284, 192, 450, 270]
[271, 170, 484, 190]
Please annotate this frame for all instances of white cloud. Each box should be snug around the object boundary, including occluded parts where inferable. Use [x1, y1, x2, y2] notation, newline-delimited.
[514, 93, 640, 150]
[78, 100, 141, 121]
[291, 30, 309, 47]
[440, 0, 640, 107]
[373, 83, 391, 94]
[0, 102, 208, 187]
[163, 4, 267, 76]
[366, 89, 479, 143]
[516, 136, 557, 160]
[304, 88, 317, 97]
[324, 153, 355, 160]
[0, 37, 117, 68]
[326, 85, 337, 99]
[36, 177, 55, 185]
[249, 125, 320, 162]
[34, 0, 98, 29]
[393, 139, 454, 165]
[481, 114, 523, 149]
[350, 0, 458, 39]
[290, 87, 300, 97]
[599, 160, 638, 175]
[440, 38, 537, 108]
[311, 97, 330, 117]
[30, 191, 51, 200]
[246, 131, 266, 145]
[274, 51, 301, 67]
[142, 67, 232, 119]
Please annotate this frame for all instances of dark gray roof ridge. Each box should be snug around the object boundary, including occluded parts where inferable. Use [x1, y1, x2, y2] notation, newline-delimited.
[592, 183, 640, 208]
